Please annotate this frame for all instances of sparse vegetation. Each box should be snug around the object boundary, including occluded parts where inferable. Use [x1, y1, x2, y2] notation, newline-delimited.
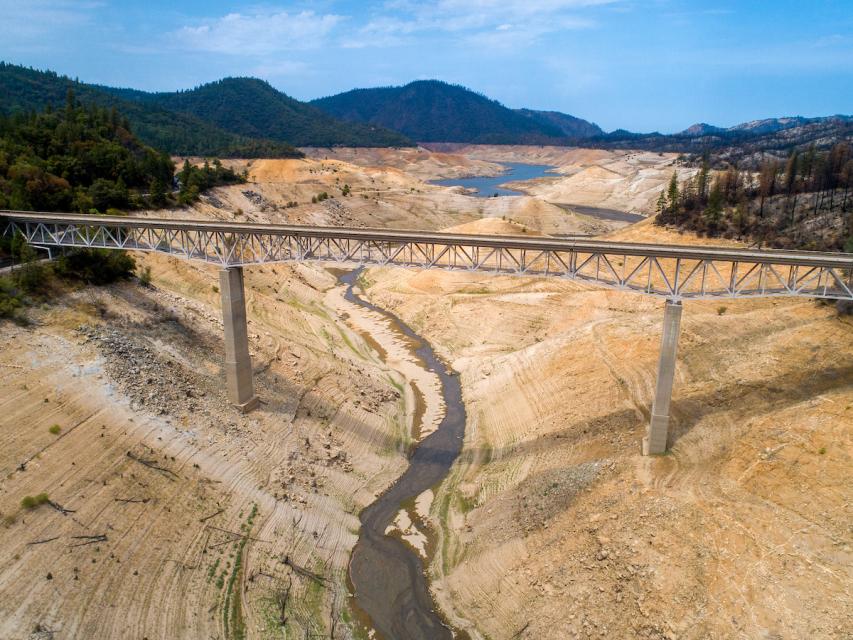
[20, 493, 50, 509]
[176, 159, 245, 205]
[138, 266, 152, 287]
[656, 143, 852, 251]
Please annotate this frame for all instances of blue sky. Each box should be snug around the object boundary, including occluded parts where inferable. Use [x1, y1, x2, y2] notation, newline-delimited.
[1, 0, 851, 132]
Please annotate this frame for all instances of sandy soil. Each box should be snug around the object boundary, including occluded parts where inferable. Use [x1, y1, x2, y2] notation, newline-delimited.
[174, 146, 684, 236]
[300, 147, 503, 181]
[2, 144, 850, 639]
[0, 255, 441, 639]
[360, 217, 853, 639]
[163, 156, 595, 237]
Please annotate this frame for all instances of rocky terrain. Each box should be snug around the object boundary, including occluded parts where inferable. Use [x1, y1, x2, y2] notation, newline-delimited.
[0, 144, 850, 639]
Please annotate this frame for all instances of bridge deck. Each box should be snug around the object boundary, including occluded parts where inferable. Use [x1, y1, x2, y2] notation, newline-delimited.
[3, 211, 852, 300]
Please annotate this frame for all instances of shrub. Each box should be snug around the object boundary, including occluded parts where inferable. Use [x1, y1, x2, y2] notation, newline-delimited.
[0, 276, 25, 320]
[14, 260, 50, 294]
[48, 425, 61, 435]
[55, 249, 136, 285]
[717, 306, 728, 316]
[837, 300, 853, 316]
[138, 266, 152, 288]
[21, 493, 50, 509]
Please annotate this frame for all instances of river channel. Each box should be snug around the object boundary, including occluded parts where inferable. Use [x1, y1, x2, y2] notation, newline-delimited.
[339, 268, 468, 640]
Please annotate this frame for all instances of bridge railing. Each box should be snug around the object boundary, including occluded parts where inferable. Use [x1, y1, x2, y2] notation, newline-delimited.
[3, 212, 852, 300]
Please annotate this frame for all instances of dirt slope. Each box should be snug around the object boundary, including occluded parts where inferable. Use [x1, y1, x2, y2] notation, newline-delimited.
[362, 224, 853, 639]
[0, 255, 443, 639]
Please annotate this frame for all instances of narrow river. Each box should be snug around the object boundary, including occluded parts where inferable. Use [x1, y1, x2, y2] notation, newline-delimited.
[339, 268, 468, 640]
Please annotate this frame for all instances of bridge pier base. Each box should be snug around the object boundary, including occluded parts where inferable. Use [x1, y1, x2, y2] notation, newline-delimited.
[643, 299, 682, 455]
[220, 267, 259, 413]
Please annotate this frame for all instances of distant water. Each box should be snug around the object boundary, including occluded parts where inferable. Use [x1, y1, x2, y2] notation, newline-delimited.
[432, 162, 556, 197]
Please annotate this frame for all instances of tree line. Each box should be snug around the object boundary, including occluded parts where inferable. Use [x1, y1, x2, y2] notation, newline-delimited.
[656, 142, 853, 252]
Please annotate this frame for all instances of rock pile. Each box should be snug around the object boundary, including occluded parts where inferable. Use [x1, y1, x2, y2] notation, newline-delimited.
[78, 324, 209, 417]
[242, 190, 277, 212]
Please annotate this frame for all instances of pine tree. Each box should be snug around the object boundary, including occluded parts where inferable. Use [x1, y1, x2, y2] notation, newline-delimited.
[656, 190, 667, 216]
[667, 172, 679, 220]
[695, 160, 710, 205]
[704, 180, 724, 230]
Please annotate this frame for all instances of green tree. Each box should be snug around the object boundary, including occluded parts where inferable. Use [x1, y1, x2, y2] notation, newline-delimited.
[667, 172, 679, 217]
[655, 190, 667, 215]
[703, 181, 724, 231]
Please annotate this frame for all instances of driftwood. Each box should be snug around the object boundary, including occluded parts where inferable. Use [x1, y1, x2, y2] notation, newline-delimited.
[48, 500, 75, 516]
[511, 621, 531, 639]
[114, 497, 150, 504]
[275, 576, 292, 626]
[126, 452, 178, 479]
[69, 534, 107, 548]
[27, 536, 60, 546]
[199, 508, 224, 523]
[282, 555, 326, 585]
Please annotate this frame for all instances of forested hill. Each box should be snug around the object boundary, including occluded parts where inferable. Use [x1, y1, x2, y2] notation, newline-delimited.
[0, 92, 176, 212]
[105, 78, 414, 148]
[515, 109, 603, 138]
[311, 80, 602, 144]
[0, 63, 302, 158]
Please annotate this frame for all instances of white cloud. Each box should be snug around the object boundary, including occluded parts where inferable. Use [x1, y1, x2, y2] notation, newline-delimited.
[342, 0, 614, 48]
[172, 10, 343, 56]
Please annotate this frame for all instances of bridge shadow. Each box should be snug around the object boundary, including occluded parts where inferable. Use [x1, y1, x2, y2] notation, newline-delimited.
[668, 362, 853, 449]
[456, 363, 853, 464]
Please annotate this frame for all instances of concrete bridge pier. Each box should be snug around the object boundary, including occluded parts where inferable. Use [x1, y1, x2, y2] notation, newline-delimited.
[643, 299, 682, 455]
[219, 266, 259, 413]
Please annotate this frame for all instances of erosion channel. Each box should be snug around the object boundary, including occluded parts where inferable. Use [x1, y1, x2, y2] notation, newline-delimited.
[339, 268, 468, 640]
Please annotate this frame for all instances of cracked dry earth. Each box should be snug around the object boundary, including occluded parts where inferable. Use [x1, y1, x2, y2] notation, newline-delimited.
[361, 223, 853, 640]
[0, 255, 425, 639]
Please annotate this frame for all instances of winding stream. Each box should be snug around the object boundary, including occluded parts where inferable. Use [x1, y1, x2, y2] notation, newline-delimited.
[339, 268, 467, 640]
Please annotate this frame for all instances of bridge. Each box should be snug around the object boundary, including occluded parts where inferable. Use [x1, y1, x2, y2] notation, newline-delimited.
[4, 210, 852, 454]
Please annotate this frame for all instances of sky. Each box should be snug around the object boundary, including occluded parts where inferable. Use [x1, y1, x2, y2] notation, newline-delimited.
[1, 0, 851, 133]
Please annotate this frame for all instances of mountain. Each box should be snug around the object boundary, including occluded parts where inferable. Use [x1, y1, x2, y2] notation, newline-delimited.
[0, 63, 302, 158]
[515, 109, 603, 138]
[680, 123, 726, 136]
[728, 116, 817, 135]
[591, 115, 853, 166]
[311, 80, 599, 144]
[105, 78, 413, 148]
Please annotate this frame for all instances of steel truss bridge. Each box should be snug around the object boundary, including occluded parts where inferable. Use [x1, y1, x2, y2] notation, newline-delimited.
[2, 212, 851, 301]
[3, 211, 852, 453]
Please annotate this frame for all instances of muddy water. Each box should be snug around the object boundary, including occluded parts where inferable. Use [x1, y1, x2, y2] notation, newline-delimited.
[339, 268, 467, 640]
